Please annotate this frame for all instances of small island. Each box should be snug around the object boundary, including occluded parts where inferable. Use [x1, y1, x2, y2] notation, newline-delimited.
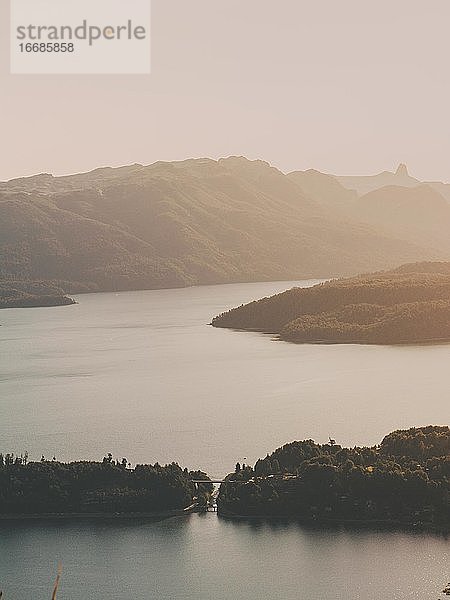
[217, 426, 450, 531]
[211, 261, 450, 345]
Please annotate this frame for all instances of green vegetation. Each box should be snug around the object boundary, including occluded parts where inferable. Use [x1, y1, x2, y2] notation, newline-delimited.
[212, 262, 450, 344]
[0, 453, 210, 515]
[217, 426, 450, 530]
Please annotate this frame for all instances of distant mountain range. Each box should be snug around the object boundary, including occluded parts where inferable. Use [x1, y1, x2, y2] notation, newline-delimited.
[289, 163, 450, 256]
[332, 162, 450, 203]
[335, 163, 421, 196]
[1, 157, 449, 307]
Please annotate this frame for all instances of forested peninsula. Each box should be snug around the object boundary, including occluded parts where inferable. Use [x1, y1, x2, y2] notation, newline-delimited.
[0, 280, 76, 309]
[217, 426, 450, 531]
[0, 454, 212, 517]
[211, 262, 450, 345]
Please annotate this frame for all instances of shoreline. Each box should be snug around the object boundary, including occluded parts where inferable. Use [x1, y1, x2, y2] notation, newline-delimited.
[0, 277, 327, 310]
[0, 504, 198, 522]
[212, 325, 450, 347]
[1, 507, 447, 536]
[217, 509, 449, 535]
[0, 296, 76, 311]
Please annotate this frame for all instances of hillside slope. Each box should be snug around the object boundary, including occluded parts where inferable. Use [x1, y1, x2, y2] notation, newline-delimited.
[1, 157, 447, 308]
[288, 169, 357, 213]
[281, 300, 450, 344]
[352, 185, 450, 253]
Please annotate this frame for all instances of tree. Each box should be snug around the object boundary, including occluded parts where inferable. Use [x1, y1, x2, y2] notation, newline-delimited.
[271, 459, 280, 474]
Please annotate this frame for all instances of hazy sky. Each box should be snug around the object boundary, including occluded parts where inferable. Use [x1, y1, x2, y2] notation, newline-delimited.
[2, 0, 450, 181]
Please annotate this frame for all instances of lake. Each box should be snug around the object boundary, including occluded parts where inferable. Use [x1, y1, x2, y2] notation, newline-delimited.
[0, 513, 448, 600]
[0, 279, 448, 476]
[0, 280, 448, 599]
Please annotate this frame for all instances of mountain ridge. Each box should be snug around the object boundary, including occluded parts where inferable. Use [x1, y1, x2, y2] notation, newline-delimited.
[1, 157, 448, 308]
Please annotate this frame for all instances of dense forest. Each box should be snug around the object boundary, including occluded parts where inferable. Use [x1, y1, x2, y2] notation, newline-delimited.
[0, 428, 448, 529]
[217, 426, 450, 530]
[281, 300, 450, 344]
[212, 262, 450, 344]
[0, 454, 210, 515]
[2, 157, 447, 309]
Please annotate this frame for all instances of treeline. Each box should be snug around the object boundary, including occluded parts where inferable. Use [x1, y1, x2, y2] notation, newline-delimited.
[381, 426, 450, 459]
[211, 263, 450, 345]
[217, 426, 450, 529]
[0, 454, 209, 515]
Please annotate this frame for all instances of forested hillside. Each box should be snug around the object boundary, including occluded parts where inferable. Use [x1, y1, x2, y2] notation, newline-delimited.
[211, 262, 450, 344]
[281, 300, 450, 344]
[218, 426, 450, 530]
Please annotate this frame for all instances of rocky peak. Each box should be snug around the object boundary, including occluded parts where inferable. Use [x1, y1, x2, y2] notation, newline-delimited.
[395, 163, 409, 177]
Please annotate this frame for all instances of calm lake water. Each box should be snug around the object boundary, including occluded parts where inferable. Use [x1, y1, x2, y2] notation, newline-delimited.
[0, 279, 448, 476]
[0, 280, 449, 598]
[0, 513, 448, 600]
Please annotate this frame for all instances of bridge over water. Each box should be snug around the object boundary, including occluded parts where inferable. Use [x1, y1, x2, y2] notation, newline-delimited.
[191, 480, 237, 485]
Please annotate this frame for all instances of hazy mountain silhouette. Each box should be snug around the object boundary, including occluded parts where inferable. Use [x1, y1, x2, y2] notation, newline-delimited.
[353, 184, 450, 253]
[425, 181, 450, 203]
[287, 169, 357, 213]
[290, 164, 450, 255]
[335, 164, 420, 196]
[0, 157, 446, 304]
[331, 162, 450, 205]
